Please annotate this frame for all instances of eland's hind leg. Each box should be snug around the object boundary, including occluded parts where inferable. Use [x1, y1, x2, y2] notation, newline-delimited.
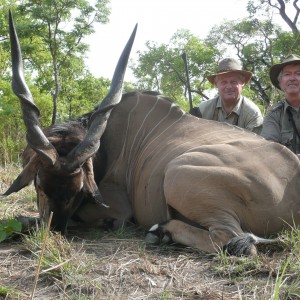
[147, 153, 263, 255]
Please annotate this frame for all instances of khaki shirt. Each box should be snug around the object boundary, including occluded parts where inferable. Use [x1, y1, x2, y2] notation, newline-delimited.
[198, 95, 263, 134]
[261, 100, 300, 153]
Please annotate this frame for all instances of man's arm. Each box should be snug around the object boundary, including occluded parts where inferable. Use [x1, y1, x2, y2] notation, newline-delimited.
[260, 110, 281, 142]
[244, 113, 263, 134]
[243, 107, 263, 134]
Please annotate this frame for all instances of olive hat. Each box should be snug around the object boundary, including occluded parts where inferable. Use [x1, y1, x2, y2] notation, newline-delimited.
[207, 57, 252, 84]
[269, 54, 300, 90]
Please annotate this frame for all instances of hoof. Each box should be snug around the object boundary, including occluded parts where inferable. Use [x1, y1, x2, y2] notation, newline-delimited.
[145, 223, 172, 245]
[223, 233, 258, 256]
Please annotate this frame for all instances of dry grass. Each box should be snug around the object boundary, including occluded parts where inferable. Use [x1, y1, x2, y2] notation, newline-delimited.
[1, 165, 300, 299]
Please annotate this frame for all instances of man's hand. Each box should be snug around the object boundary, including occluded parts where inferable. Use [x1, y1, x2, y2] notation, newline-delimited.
[189, 107, 202, 118]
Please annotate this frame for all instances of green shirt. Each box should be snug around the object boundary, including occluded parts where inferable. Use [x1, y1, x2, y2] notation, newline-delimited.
[198, 95, 263, 134]
[261, 100, 300, 153]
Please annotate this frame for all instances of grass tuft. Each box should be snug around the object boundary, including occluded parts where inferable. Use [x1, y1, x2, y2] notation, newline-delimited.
[23, 226, 85, 281]
[0, 284, 21, 298]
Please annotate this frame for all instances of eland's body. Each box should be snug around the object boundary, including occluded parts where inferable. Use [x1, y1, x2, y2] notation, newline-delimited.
[75, 92, 300, 254]
[2, 12, 300, 256]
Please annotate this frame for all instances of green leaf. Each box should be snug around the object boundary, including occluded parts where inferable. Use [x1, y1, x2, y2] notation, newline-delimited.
[6, 219, 22, 232]
[0, 219, 22, 242]
[0, 231, 7, 243]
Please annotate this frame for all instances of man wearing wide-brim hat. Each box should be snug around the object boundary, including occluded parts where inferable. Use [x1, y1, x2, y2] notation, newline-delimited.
[194, 57, 263, 133]
[261, 54, 300, 157]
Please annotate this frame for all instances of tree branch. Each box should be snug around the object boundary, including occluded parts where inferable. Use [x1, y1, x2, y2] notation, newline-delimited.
[269, 0, 299, 35]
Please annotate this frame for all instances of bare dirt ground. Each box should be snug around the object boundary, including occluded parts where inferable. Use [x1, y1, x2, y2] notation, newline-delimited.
[0, 227, 280, 300]
[0, 214, 289, 299]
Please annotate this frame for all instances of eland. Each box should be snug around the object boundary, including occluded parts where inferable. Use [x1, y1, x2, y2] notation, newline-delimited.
[2, 11, 300, 256]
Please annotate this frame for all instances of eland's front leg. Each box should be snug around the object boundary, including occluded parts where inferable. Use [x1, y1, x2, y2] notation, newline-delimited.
[74, 182, 132, 230]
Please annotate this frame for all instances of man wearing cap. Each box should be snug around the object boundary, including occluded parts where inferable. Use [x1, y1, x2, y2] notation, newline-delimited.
[261, 54, 300, 156]
[192, 58, 263, 133]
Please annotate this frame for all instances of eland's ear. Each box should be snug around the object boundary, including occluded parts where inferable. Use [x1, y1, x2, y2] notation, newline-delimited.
[0, 154, 40, 199]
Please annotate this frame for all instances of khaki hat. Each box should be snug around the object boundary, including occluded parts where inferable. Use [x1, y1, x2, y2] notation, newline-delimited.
[207, 58, 252, 84]
[269, 54, 300, 90]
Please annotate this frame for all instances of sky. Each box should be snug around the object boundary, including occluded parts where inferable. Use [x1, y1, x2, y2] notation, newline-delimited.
[84, 0, 285, 81]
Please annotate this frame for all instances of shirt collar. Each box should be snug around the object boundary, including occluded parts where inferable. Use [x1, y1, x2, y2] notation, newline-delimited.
[217, 96, 243, 116]
[283, 100, 300, 113]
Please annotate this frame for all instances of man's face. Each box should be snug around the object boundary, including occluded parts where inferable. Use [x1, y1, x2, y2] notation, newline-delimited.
[215, 73, 245, 103]
[279, 64, 300, 95]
